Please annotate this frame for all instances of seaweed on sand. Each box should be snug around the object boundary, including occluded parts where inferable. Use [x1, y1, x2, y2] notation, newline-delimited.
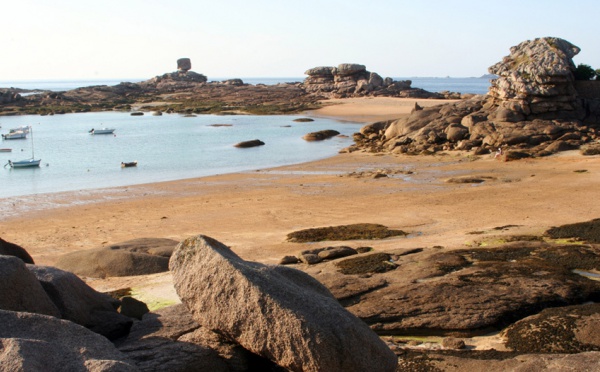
[286, 223, 407, 243]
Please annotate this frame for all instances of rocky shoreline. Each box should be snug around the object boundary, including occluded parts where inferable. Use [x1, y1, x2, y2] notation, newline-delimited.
[3, 217, 600, 371]
[351, 37, 600, 159]
[0, 60, 457, 117]
[2, 37, 600, 370]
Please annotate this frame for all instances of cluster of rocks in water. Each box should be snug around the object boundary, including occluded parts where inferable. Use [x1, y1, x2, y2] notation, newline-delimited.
[351, 37, 600, 158]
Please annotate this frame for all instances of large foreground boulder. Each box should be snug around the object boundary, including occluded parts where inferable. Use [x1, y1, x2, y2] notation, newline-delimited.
[0, 310, 138, 371]
[169, 235, 397, 372]
[54, 238, 178, 278]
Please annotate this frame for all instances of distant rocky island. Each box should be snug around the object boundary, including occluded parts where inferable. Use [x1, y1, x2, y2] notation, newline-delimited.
[0, 58, 460, 117]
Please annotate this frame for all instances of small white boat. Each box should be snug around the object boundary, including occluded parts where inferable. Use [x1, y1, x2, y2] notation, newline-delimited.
[2, 131, 27, 140]
[89, 128, 115, 135]
[7, 159, 41, 168]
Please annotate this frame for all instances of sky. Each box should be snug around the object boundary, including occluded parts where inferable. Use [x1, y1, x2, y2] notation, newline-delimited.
[1, 0, 599, 81]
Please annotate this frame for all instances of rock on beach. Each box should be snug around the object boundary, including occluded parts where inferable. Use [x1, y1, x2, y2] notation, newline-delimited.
[169, 234, 397, 372]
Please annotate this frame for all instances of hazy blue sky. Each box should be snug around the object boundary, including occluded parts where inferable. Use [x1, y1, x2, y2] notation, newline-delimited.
[2, 0, 598, 81]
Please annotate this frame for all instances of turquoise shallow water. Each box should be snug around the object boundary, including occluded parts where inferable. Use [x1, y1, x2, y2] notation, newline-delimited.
[0, 77, 492, 199]
[0, 112, 362, 198]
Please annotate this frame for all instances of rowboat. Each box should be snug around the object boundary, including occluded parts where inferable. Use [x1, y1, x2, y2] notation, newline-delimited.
[121, 161, 138, 168]
[89, 128, 116, 135]
[7, 159, 41, 168]
[2, 131, 27, 140]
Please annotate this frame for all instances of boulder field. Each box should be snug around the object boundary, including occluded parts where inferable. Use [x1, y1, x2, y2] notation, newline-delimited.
[4, 216, 600, 369]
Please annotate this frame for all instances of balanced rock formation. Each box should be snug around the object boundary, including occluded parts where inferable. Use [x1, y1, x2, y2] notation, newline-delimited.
[177, 57, 192, 72]
[303, 63, 451, 99]
[140, 58, 207, 91]
[351, 37, 600, 157]
[488, 37, 582, 121]
[169, 234, 397, 372]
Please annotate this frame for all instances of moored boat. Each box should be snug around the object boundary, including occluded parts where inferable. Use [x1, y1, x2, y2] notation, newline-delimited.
[4, 126, 41, 168]
[89, 128, 116, 135]
[121, 161, 138, 168]
[0, 148, 12, 152]
[2, 131, 27, 140]
[7, 159, 41, 168]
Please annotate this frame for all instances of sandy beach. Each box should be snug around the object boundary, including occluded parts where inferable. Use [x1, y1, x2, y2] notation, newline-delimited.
[3, 97, 600, 313]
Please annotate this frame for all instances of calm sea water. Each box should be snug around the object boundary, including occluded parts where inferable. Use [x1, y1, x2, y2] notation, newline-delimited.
[0, 112, 362, 198]
[0, 77, 492, 95]
[0, 77, 491, 199]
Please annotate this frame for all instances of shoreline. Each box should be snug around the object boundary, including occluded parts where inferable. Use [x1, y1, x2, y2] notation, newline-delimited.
[3, 97, 600, 266]
[4, 96, 600, 353]
[3, 96, 600, 267]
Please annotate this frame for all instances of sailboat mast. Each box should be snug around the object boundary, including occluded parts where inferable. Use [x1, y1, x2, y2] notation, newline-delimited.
[30, 125, 34, 159]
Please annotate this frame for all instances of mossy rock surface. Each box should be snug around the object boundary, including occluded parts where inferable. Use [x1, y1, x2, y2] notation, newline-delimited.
[335, 253, 397, 275]
[545, 218, 600, 243]
[287, 223, 407, 242]
[503, 303, 600, 353]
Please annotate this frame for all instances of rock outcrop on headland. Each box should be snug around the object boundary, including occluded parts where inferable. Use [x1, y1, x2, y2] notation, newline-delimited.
[487, 37, 582, 121]
[352, 37, 600, 157]
[0, 58, 459, 116]
[303, 63, 460, 99]
[169, 234, 398, 372]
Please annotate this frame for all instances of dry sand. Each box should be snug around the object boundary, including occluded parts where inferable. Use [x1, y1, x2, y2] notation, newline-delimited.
[2, 97, 600, 349]
[310, 97, 460, 122]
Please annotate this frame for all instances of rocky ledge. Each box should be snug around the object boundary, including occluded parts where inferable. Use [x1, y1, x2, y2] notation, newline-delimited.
[0, 60, 457, 117]
[351, 37, 600, 158]
[4, 218, 600, 370]
[303, 63, 461, 99]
